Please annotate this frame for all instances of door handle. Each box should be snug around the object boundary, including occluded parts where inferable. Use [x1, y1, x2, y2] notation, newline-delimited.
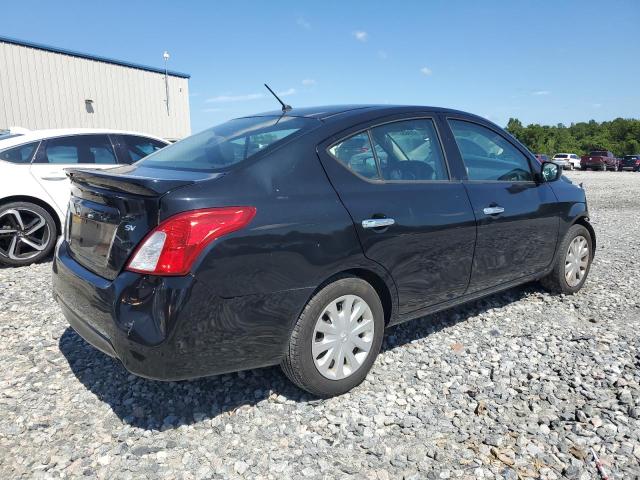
[362, 218, 395, 229]
[41, 176, 67, 181]
[483, 206, 505, 215]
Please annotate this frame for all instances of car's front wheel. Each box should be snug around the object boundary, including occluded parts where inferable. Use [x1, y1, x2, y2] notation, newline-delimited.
[540, 224, 593, 294]
[281, 276, 384, 397]
[0, 201, 57, 267]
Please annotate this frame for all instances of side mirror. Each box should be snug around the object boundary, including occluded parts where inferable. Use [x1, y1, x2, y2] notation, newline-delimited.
[541, 161, 561, 182]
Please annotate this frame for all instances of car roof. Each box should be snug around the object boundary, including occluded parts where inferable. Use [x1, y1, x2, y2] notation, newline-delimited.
[242, 104, 484, 122]
[0, 128, 168, 149]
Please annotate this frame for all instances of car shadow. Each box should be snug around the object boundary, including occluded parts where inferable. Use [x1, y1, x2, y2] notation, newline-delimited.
[58, 283, 542, 430]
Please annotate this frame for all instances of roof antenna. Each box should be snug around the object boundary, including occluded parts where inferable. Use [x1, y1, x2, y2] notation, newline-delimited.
[264, 84, 292, 112]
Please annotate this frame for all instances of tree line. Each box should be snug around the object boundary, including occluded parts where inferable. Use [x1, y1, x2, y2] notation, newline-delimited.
[505, 117, 640, 157]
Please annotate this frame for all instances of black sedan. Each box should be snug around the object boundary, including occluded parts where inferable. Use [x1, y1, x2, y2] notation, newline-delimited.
[52, 105, 595, 397]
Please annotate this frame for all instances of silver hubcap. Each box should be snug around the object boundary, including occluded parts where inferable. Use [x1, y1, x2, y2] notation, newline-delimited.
[0, 208, 50, 260]
[565, 235, 589, 287]
[312, 294, 375, 380]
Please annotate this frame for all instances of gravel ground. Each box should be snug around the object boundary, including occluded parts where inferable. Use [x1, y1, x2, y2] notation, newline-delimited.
[1, 170, 639, 480]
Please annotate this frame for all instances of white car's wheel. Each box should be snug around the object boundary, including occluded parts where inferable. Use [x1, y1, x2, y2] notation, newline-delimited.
[0, 202, 57, 267]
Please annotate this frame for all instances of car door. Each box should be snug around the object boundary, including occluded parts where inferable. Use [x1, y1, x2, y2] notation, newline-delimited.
[30, 134, 119, 213]
[443, 117, 559, 293]
[317, 116, 477, 315]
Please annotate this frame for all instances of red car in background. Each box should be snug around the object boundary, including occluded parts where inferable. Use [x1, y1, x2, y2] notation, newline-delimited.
[581, 151, 620, 171]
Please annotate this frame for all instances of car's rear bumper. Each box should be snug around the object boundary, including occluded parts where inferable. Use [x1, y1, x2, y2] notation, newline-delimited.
[52, 240, 312, 380]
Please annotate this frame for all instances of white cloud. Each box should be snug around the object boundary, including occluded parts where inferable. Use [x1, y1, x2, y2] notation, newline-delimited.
[296, 17, 311, 29]
[592, 103, 602, 108]
[206, 93, 264, 103]
[532, 90, 550, 96]
[277, 88, 296, 97]
[301, 78, 316, 86]
[378, 50, 388, 60]
[353, 31, 368, 42]
[420, 66, 432, 76]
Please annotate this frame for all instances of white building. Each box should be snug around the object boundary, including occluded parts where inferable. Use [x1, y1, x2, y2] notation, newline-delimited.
[0, 35, 191, 141]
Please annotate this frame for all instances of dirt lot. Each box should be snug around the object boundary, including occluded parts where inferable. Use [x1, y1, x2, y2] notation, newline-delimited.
[1, 170, 639, 479]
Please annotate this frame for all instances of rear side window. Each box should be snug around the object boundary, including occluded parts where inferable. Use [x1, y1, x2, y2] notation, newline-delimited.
[37, 135, 117, 164]
[0, 142, 39, 164]
[370, 119, 447, 181]
[449, 120, 533, 182]
[328, 118, 448, 181]
[137, 116, 315, 172]
[121, 135, 167, 163]
[329, 132, 379, 179]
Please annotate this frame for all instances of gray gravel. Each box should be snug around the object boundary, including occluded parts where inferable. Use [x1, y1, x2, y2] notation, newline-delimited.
[1, 170, 639, 479]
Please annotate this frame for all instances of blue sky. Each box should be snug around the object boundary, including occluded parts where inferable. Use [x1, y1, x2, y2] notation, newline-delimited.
[4, 0, 639, 133]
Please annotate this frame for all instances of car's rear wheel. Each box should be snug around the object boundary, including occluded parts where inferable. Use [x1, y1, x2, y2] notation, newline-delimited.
[281, 276, 384, 397]
[540, 224, 593, 295]
[0, 202, 57, 267]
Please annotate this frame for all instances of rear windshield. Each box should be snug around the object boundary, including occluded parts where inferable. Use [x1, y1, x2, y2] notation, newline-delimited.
[554, 154, 568, 158]
[590, 151, 608, 156]
[624, 155, 639, 160]
[137, 116, 317, 172]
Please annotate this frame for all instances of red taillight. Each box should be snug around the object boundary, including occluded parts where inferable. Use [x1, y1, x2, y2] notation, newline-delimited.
[126, 207, 256, 276]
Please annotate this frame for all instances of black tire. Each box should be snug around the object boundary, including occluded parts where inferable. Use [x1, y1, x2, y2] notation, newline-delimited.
[0, 201, 57, 267]
[281, 276, 384, 397]
[540, 224, 593, 295]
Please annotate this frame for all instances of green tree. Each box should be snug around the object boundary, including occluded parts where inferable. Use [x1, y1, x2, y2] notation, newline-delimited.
[504, 117, 640, 156]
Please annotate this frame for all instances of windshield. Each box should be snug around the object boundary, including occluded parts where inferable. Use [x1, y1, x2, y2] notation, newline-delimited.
[590, 151, 608, 156]
[0, 133, 23, 141]
[554, 154, 568, 158]
[138, 116, 317, 172]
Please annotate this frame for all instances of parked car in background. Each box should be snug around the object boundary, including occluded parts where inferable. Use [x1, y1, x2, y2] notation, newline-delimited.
[620, 155, 640, 172]
[535, 154, 549, 163]
[0, 128, 169, 266]
[52, 105, 595, 397]
[581, 150, 619, 171]
[552, 153, 581, 170]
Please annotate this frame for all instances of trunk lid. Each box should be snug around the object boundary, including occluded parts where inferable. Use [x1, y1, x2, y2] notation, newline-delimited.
[65, 165, 221, 280]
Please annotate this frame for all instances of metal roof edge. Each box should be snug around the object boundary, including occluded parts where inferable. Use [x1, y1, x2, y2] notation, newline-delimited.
[0, 35, 191, 79]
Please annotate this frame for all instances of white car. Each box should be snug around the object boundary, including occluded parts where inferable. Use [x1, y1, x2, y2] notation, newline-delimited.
[552, 153, 581, 170]
[0, 128, 168, 266]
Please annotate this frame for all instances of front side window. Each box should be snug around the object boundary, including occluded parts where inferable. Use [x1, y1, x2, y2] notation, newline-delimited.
[449, 120, 533, 182]
[122, 135, 167, 163]
[137, 116, 315, 172]
[38, 135, 117, 164]
[370, 119, 447, 181]
[0, 142, 39, 164]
